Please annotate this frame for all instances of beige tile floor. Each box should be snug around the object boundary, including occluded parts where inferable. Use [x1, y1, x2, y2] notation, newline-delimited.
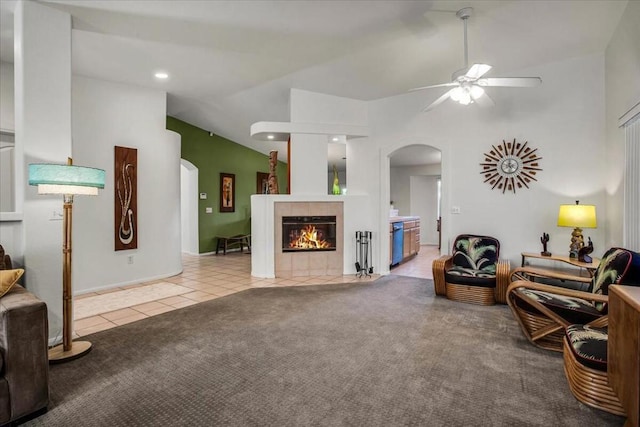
[73, 245, 440, 337]
[390, 245, 440, 279]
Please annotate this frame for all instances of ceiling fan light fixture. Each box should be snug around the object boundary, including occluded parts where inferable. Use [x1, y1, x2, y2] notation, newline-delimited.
[449, 86, 463, 101]
[470, 85, 485, 99]
[459, 90, 472, 105]
[411, 7, 542, 113]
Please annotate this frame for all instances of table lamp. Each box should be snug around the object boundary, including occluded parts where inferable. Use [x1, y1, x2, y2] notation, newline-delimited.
[29, 159, 105, 363]
[557, 201, 597, 259]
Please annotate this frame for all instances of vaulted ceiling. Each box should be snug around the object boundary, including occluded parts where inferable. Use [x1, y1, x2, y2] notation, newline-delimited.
[0, 1, 627, 169]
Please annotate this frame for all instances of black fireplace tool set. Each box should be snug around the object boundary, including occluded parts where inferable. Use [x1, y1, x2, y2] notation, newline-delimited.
[355, 231, 373, 277]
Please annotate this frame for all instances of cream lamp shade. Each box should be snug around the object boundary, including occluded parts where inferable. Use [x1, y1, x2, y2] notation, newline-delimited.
[557, 203, 597, 228]
[28, 163, 105, 195]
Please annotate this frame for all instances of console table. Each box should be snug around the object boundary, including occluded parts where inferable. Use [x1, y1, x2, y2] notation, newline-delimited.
[215, 234, 251, 255]
[609, 285, 640, 427]
[520, 252, 599, 277]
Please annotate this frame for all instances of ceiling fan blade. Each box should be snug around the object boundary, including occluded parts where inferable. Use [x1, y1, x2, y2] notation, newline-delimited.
[465, 64, 492, 79]
[422, 89, 454, 112]
[409, 82, 457, 92]
[473, 92, 495, 108]
[478, 77, 542, 87]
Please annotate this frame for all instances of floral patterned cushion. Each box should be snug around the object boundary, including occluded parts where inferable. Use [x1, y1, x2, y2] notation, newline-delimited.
[565, 324, 608, 371]
[515, 288, 602, 325]
[446, 234, 499, 288]
[590, 247, 637, 311]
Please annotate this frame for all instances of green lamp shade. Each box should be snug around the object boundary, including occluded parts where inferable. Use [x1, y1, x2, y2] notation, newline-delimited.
[29, 164, 106, 196]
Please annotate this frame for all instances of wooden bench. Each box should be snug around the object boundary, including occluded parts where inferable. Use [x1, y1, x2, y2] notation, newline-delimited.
[215, 234, 251, 255]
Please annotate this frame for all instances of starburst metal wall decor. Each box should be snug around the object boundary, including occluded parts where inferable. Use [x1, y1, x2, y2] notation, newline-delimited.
[480, 139, 542, 194]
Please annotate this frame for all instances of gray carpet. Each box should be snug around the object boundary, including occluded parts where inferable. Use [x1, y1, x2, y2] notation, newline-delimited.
[25, 275, 623, 426]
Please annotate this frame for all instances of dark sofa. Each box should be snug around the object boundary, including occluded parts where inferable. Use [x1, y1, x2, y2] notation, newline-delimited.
[0, 283, 49, 425]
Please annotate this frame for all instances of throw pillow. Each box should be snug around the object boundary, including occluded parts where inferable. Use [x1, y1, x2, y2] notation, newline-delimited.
[0, 268, 24, 298]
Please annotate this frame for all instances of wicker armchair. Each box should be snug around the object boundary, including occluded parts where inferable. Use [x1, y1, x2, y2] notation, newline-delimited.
[562, 325, 625, 415]
[506, 247, 640, 352]
[432, 234, 510, 305]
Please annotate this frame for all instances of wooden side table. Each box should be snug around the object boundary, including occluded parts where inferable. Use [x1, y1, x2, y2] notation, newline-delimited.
[520, 252, 599, 277]
[608, 285, 640, 427]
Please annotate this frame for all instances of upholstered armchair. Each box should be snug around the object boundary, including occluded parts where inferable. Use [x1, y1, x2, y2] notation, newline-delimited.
[506, 247, 640, 352]
[432, 234, 510, 305]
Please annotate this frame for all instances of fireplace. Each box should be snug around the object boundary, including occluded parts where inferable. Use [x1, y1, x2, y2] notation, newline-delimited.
[282, 216, 336, 252]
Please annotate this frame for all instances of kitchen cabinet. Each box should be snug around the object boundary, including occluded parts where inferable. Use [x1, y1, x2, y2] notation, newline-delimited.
[389, 216, 420, 266]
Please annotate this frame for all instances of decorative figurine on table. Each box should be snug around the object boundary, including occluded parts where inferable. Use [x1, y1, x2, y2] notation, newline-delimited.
[569, 229, 584, 258]
[267, 150, 279, 194]
[578, 237, 594, 263]
[540, 232, 551, 257]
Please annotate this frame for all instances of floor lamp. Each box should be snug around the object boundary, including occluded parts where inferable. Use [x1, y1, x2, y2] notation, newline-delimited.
[29, 159, 105, 363]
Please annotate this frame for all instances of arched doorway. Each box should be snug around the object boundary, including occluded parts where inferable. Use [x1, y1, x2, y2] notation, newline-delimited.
[379, 141, 446, 276]
[180, 159, 199, 254]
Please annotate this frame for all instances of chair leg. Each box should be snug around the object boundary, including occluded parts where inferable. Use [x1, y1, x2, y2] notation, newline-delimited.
[506, 292, 564, 352]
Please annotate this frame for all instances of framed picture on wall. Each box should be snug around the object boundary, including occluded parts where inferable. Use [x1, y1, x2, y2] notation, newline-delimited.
[220, 173, 235, 212]
[114, 145, 138, 250]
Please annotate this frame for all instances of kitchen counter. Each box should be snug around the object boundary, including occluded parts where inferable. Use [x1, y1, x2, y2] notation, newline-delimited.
[389, 216, 420, 222]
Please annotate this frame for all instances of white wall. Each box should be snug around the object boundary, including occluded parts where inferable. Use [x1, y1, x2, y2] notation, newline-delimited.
[347, 53, 608, 273]
[72, 76, 182, 293]
[0, 62, 14, 131]
[16, 0, 72, 341]
[289, 133, 327, 195]
[180, 159, 199, 255]
[390, 163, 441, 216]
[0, 62, 16, 211]
[0, 62, 21, 261]
[410, 175, 439, 245]
[605, 0, 640, 249]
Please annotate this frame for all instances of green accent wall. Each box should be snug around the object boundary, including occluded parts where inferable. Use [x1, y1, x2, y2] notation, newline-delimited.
[167, 116, 288, 253]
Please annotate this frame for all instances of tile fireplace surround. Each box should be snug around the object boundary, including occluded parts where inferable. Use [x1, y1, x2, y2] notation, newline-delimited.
[274, 201, 344, 277]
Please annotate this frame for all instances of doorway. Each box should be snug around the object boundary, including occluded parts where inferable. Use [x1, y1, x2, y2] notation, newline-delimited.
[386, 144, 442, 278]
[180, 159, 199, 254]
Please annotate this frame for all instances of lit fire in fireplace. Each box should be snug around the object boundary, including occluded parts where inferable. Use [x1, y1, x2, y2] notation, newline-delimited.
[289, 225, 332, 250]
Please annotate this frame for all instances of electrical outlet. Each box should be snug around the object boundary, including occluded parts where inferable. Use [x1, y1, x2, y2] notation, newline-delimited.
[451, 206, 461, 214]
[127, 255, 134, 264]
[49, 210, 63, 221]
[205, 207, 213, 214]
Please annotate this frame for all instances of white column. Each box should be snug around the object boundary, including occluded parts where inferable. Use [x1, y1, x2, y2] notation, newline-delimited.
[16, 0, 72, 342]
[289, 134, 328, 195]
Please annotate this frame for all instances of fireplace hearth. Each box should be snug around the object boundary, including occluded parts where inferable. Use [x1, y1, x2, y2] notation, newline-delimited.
[282, 216, 336, 252]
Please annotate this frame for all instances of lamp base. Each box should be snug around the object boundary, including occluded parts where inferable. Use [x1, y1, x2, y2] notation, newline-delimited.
[48, 340, 92, 364]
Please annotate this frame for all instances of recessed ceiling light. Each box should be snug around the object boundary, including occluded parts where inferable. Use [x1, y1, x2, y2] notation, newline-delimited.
[332, 137, 339, 142]
[267, 135, 275, 140]
[155, 72, 169, 79]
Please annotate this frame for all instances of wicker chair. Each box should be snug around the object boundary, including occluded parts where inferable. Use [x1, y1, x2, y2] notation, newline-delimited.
[432, 234, 510, 305]
[562, 325, 625, 416]
[506, 247, 640, 352]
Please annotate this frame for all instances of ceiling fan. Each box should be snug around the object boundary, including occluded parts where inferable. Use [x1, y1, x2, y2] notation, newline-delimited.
[410, 7, 542, 112]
